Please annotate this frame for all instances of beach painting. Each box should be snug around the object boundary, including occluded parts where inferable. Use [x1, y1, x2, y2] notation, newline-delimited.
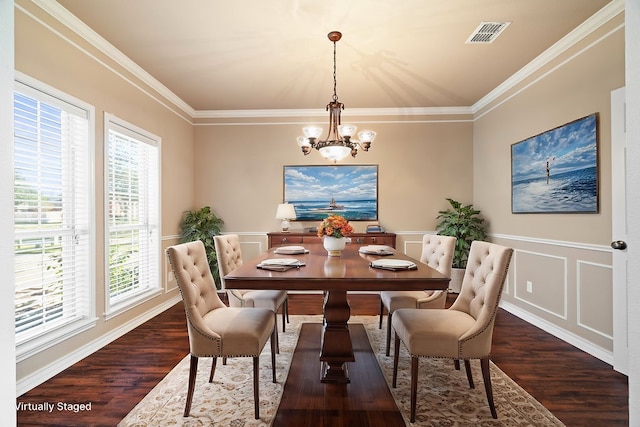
[511, 113, 599, 213]
[283, 165, 378, 221]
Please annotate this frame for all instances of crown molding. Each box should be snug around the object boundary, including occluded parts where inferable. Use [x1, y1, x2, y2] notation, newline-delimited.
[29, 0, 196, 118]
[472, 0, 625, 114]
[192, 106, 473, 119]
[31, 0, 623, 121]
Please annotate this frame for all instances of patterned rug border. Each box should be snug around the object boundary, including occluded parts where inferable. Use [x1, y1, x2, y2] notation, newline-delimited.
[119, 315, 565, 426]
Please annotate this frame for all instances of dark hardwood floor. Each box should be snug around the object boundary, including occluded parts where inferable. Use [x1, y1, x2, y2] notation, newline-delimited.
[16, 294, 628, 426]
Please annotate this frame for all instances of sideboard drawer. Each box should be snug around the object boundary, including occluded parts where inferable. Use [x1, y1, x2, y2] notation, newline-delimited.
[269, 235, 303, 246]
[352, 235, 395, 247]
[302, 236, 323, 245]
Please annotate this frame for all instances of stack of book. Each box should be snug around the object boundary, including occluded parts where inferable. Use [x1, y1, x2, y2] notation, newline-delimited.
[366, 223, 384, 233]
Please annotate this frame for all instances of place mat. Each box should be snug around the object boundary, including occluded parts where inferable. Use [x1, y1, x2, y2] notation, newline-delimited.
[257, 258, 305, 271]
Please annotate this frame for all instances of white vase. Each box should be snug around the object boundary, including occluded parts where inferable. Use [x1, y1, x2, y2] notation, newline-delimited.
[323, 236, 347, 257]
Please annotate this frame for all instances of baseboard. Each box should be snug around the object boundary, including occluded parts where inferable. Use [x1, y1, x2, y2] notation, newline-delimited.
[16, 295, 181, 396]
[499, 300, 614, 366]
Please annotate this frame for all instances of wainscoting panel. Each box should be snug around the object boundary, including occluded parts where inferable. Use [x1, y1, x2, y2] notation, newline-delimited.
[513, 250, 568, 320]
[577, 260, 613, 344]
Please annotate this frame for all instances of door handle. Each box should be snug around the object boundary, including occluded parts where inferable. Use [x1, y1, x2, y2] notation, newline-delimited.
[611, 240, 627, 250]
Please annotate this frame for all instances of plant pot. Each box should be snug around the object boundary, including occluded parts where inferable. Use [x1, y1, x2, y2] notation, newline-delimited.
[449, 267, 465, 293]
[323, 236, 347, 257]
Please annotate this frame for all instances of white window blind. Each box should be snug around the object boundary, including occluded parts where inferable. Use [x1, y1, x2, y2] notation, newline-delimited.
[105, 114, 160, 315]
[14, 78, 95, 357]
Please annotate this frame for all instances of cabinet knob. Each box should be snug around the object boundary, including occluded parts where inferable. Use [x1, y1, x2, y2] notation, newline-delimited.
[281, 237, 287, 243]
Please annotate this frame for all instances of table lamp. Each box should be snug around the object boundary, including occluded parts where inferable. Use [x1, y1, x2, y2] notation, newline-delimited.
[275, 203, 296, 232]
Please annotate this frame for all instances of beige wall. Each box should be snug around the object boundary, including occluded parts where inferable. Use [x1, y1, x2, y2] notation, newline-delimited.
[193, 119, 473, 234]
[15, 1, 194, 391]
[474, 14, 624, 357]
[13, 0, 625, 394]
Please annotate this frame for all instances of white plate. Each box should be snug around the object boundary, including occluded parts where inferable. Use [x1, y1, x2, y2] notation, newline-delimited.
[260, 258, 301, 266]
[363, 245, 392, 251]
[274, 246, 308, 254]
[370, 259, 417, 269]
[276, 245, 306, 251]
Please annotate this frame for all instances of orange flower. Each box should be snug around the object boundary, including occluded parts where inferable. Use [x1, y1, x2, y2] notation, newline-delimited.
[317, 215, 354, 238]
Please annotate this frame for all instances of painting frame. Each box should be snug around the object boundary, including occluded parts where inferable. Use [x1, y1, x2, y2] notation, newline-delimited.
[283, 165, 378, 221]
[511, 113, 599, 214]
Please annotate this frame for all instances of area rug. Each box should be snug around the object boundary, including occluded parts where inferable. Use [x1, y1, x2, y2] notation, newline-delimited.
[361, 316, 565, 426]
[119, 315, 564, 426]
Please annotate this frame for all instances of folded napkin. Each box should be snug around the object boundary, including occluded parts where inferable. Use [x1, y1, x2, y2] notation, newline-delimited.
[370, 258, 417, 271]
[274, 245, 309, 255]
[257, 258, 305, 271]
[359, 245, 394, 256]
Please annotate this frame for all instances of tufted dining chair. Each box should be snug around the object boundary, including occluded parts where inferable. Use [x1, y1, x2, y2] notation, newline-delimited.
[391, 241, 513, 422]
[379, 234, 456, 356]
[214, 234, 289, 353]
[166, 240, 277, 419]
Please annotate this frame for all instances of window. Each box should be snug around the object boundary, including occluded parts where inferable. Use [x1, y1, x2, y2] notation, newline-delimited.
[14, 74, 95, 360]
[104, 114, 160, 317]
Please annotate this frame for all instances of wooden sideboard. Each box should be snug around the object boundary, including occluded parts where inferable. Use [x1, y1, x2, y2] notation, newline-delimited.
[267, 231, 396, 249]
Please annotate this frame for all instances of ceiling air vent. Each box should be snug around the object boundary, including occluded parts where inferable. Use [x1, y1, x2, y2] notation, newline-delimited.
[465, 21, 511, 44]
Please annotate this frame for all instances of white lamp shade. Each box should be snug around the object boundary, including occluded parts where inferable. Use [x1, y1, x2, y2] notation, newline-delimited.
[358, 129, 376, 143]
[318, 145, 351, 162]
[338, 124, 357, 137]
[297, 136, 311, 147]
[303, 126, 323, 139]
[275, 203, 296, 220]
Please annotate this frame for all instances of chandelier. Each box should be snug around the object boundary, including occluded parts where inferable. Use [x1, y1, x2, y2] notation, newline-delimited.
[296, 31, 376, 163]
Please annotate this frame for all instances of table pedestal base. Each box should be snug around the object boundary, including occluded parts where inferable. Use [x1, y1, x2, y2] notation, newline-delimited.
[320, 290, 355, 383]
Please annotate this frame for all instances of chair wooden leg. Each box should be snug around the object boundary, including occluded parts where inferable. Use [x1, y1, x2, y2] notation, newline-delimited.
[282, 299, 289, 332]
[273, 312, 280, 354]
[392, 333, 400, 388]
[385, 310, 394, 356]
[464, 359, 475, 389]
[271, 326, 277, 383]
[481, 357, 498, 419]
[379, 300, 384, 329]
[410, 356, 419, 423]
[184, 355, 198, 417]
[208, 357, 217, 382]
[252, 356, 260, 419]
[454, 359, 460, 370]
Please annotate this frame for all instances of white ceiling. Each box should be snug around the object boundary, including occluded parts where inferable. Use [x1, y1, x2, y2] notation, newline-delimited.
[55, 0, 613, 112]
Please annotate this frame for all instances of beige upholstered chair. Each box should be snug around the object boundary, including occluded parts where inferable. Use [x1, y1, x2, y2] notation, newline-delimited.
[166, 240, 277, 419]
[379, 234, 456, 355]
[214, 234, 289, 352]
[391, 241, 513, 422]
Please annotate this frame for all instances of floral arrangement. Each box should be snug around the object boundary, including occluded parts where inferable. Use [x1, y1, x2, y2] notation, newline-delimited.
[317, 214, 354, 238]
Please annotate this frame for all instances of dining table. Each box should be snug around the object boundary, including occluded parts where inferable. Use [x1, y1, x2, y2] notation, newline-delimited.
[223, 241, 450, 384]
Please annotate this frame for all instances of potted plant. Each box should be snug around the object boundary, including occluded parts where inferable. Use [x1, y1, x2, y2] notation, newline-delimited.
[180, 206, 224, 287]
[435, 198, 487, 292]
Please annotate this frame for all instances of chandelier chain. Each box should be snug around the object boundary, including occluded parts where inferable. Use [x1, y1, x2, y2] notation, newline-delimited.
[332, 40, 338, 102]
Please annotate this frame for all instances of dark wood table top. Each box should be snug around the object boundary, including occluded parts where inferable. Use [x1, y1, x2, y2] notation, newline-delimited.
[223, 243, 449, 291]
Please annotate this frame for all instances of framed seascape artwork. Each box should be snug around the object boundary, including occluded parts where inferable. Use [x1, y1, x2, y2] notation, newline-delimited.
[511, 113, 599, 214]
[283, 165, 378, 221]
